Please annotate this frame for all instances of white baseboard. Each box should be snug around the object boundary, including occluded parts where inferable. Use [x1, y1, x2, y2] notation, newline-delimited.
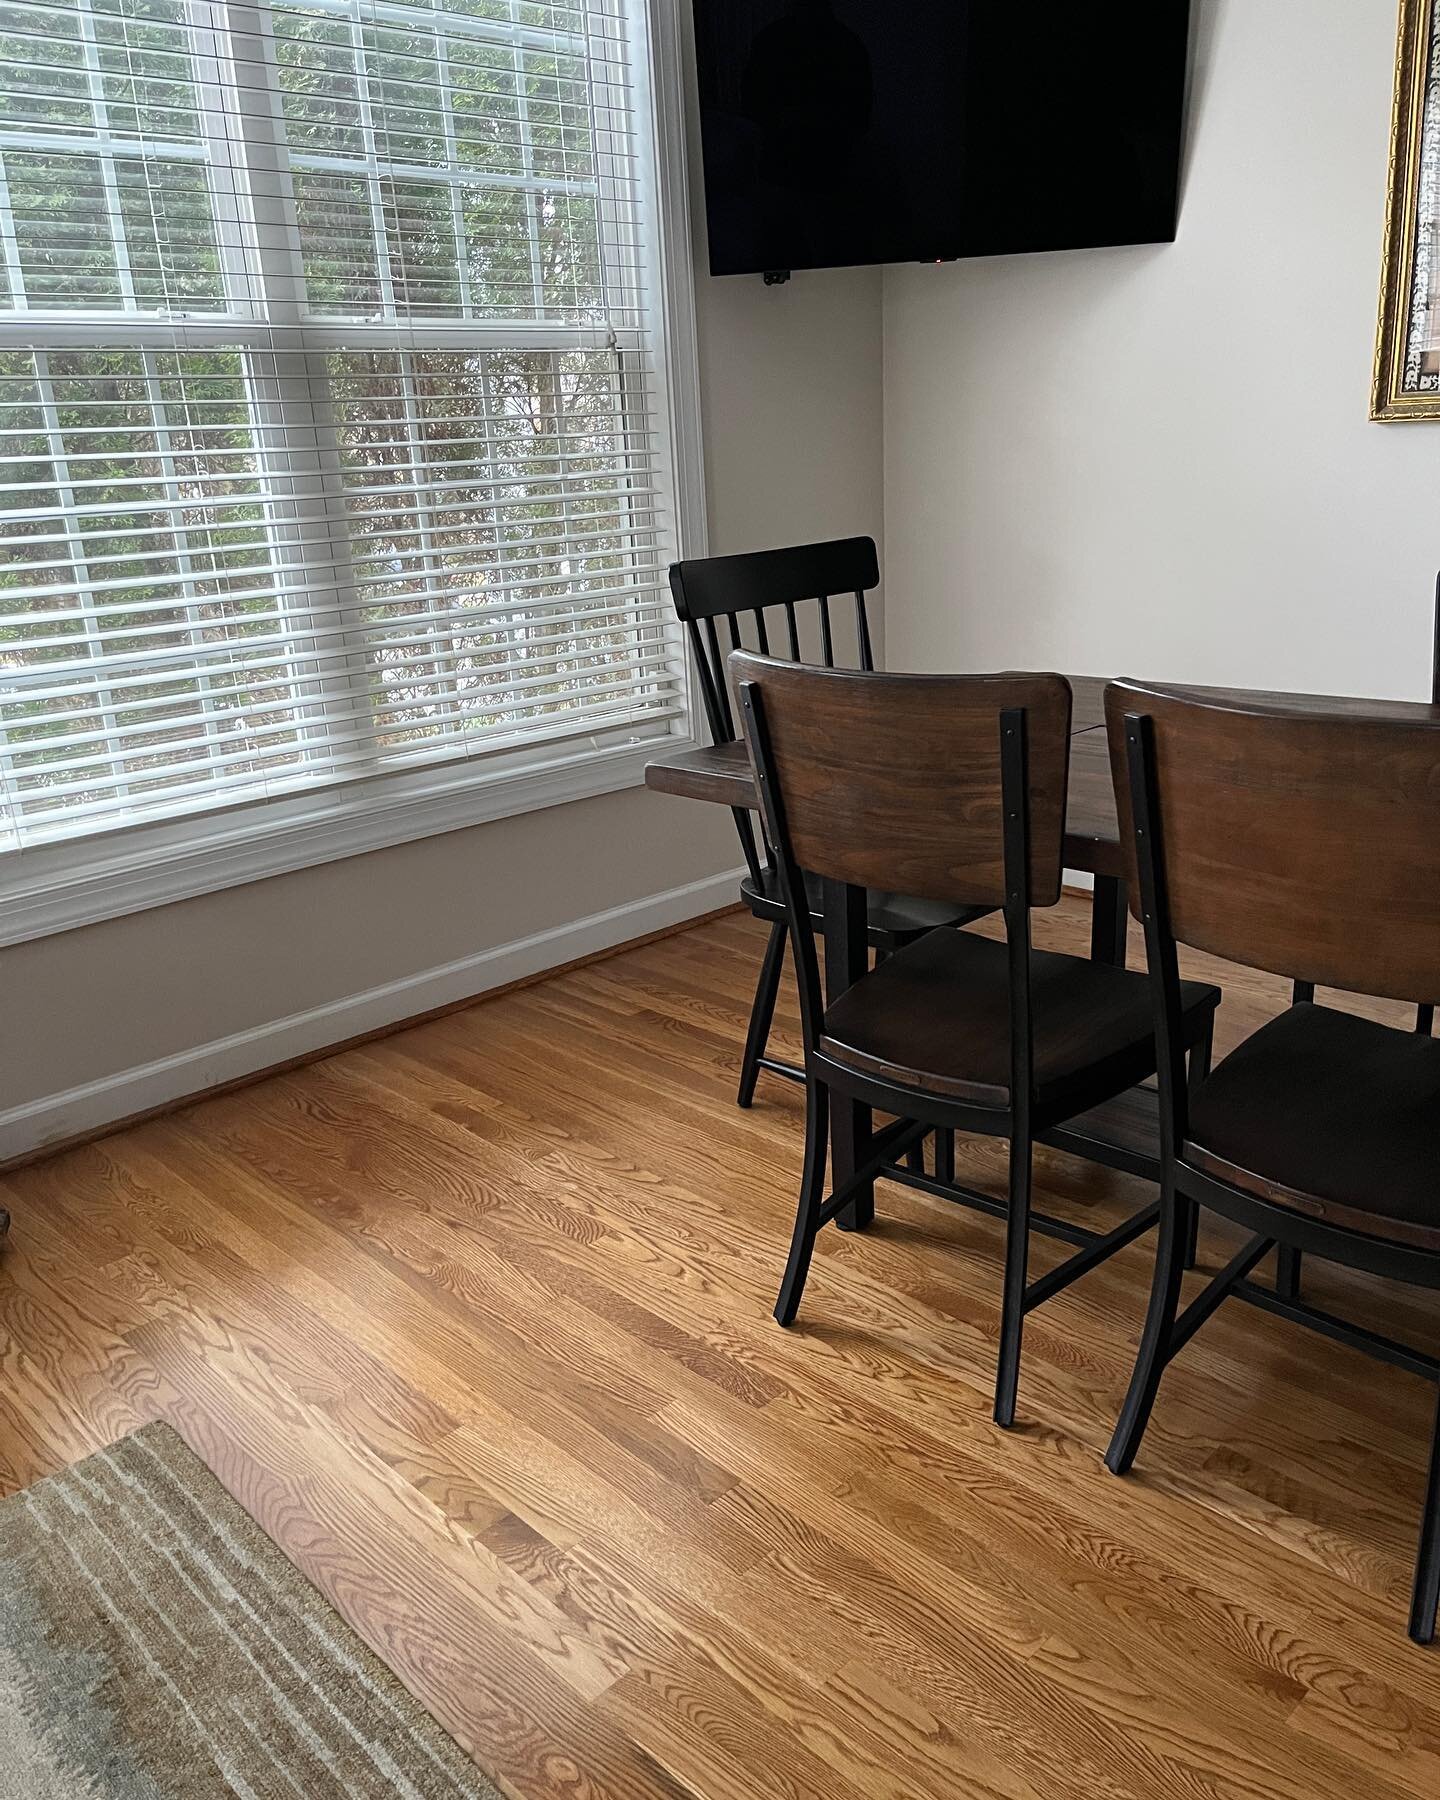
[0, 864, 746, 1164]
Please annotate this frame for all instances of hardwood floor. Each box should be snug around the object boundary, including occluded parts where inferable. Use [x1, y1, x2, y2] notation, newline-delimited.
[4, 895, 1440, 1799]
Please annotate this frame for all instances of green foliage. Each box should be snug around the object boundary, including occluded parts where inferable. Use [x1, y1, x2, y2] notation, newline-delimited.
[0, 0, 654, 833]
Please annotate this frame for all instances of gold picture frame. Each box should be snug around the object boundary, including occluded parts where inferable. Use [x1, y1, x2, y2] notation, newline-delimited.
[1374, 0, 1440, 419]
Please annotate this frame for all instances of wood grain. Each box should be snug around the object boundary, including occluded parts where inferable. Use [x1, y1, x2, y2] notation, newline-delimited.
[1104, 678, 1440, 1002]
[3, 897, 1440, 1798]
[730, 656, 1073, 907]
[643, 681, 1125, 879]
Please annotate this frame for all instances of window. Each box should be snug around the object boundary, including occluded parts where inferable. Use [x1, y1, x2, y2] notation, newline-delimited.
[0, 0, 695, 904]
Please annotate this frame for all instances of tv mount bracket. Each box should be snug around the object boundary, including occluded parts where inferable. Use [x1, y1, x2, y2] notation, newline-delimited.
[763, 270, 792, 286]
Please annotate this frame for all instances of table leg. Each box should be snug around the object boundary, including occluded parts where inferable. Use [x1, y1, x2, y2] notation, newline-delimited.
[823, 877, 873, 1232]
[1090, 874, 1128, 967]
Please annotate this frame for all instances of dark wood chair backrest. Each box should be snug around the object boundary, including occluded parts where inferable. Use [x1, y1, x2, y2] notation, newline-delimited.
[669, 538, 879, 748]
[1106, 679, 1440, 1004]
[732, 654, 1072, 908]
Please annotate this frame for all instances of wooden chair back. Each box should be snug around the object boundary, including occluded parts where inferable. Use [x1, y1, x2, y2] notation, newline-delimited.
[669, 538, 879, 749]
[1107, 679, 1440, 1004]
[733, 654, 1072, 909]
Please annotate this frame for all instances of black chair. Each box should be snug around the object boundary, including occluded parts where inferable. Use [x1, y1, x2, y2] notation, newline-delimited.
[734, 655, 1220, 1427]
[1104, 679, 1440, 1643]
[669, 538, 989, 1115]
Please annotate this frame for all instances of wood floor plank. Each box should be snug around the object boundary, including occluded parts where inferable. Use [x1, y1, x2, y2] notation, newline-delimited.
[678, 1415, 1415, 1800]
[120, 1316, 670, 1800]
[4, 896, 1440, 1799]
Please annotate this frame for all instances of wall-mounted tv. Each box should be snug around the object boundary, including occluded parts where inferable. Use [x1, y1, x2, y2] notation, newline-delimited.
[691, 2, 1193, 278]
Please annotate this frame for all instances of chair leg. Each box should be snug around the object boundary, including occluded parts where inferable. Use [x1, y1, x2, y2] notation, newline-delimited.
[889, 943, 921, 1180]
[1182, 1206, 1200, 1273]
[1106, 1185, 1190, 1475]
[737, 921, 787, 1109]
[993, 1129, 1033, 1429]
[1182, 1020, 1213, 1272]
[1275, 1245, 1302, 1301]
[773, 1079, 830, 1328]
[1410, 1384, 1440, 1644]
[873, 948, 927, 1174]
[935, 1129, 955, 1185]
[1089, 875, 1128, 967]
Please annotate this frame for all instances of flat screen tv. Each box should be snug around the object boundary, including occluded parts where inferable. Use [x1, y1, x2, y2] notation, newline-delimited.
[691, 2, 1193, 277]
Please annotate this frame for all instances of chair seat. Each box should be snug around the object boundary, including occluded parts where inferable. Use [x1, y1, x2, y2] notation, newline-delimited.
[1185, 1002, 1440, 1251]
[740, 867, 983, 943]
[818, 927, 1219, 1115]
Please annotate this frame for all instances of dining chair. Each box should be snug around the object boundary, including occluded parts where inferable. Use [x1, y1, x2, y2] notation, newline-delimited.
[1283, 584, 1440, 1301]
[1103, 679, 1440, 1644]
[669, 538, 988, 1121]
[1293, 578, 1440, 1020]
[734, 654, 1221, 1427]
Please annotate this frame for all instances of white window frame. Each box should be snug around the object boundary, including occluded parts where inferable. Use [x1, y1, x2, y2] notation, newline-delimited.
[0, 0, 705, 949]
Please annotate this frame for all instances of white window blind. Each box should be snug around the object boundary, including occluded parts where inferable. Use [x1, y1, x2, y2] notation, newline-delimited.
[0, 0, 684, 850]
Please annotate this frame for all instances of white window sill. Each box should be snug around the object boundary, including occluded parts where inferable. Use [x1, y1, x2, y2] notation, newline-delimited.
[0, 726, 698, 948]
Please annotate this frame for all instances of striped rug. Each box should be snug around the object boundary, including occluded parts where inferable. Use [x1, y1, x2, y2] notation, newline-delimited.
[0, 1423, 504, 1798]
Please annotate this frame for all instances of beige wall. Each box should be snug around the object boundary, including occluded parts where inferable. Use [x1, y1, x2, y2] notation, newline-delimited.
[1, 48, 885, 1142]
[44, 0, 1415, 1140]
[883, 0, 1438, 701]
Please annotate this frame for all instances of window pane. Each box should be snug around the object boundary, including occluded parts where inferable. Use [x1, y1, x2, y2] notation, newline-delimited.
[328, 345, 659, 754]
[5, 151, 122, 308]
[462, 183, 533, 313]
[0, 0, 222, 317]
[94, 0, 202, 141]
[538, 190, 600, 316]
[366, 23, 445, 167]
[279, 0, 606, 324]
[272, 7, 364, 156]
[292, 171, 382, 315]
[450, 40, 522, 175]
[0, 1, 91, 132]
[115, 157, 225, 309]
[0, 349, 312, 830]
[524, 48, 593, 180]
[383, 178, 461, 316]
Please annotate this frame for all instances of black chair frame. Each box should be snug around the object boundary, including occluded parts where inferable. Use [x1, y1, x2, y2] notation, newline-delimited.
[1108, 709, 1440, 1645]
[670, 539, 986, 1127]
[740, 684, 1215, 1428]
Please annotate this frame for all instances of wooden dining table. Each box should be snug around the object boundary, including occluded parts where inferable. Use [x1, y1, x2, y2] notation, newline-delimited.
[644, 672, 1138, 1227]
[645, 666, 1440, 1228]
[646, 672, 1127, 946]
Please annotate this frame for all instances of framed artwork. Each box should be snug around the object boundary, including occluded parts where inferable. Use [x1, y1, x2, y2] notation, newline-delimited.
[1375, 0, 1440, 419]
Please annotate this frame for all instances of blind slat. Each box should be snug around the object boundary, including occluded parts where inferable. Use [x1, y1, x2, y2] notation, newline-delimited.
[0, 0, 677, 851]
[9, 685, 682, 839]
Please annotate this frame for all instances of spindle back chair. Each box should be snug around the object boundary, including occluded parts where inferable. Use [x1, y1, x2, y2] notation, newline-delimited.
[668, 539, 983, 1111]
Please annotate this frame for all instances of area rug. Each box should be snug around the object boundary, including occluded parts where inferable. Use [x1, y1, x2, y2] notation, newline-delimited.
[0, 1422, 504, 1798]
